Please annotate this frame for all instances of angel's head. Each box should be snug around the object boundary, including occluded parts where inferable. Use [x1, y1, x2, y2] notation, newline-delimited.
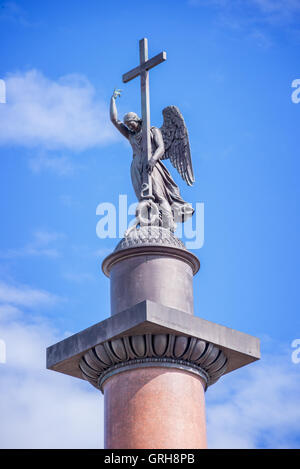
[123, 112, 142, 132]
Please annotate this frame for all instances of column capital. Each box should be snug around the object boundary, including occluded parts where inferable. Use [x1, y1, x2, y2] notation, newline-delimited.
[79, 333, 228, 392]
[46, 300, 260, 389]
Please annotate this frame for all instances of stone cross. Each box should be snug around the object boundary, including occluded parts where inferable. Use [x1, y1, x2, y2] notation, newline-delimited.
[122, 38, 166, 199]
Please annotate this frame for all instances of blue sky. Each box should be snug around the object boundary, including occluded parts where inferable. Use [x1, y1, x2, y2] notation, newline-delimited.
[0, 0, 300, 449]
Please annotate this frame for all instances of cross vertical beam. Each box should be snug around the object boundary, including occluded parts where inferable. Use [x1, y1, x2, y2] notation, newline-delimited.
[139, 39, 152, 198]
[122, 38, 167, 200]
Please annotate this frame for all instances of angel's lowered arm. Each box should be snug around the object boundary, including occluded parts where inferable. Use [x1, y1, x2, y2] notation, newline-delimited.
[147, 127, 165, 174]
[110, 91, 129, 139]
[151, 128, 165, 162]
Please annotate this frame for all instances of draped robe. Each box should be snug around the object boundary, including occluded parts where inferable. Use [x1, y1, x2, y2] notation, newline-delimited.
[129, 127, 194, 223]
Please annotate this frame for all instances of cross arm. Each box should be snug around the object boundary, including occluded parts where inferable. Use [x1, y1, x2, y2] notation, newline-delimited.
[122, 51, 167, 83]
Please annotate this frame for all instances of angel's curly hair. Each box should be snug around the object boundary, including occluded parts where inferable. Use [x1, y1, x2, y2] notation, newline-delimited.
[123, 112, 142, 125]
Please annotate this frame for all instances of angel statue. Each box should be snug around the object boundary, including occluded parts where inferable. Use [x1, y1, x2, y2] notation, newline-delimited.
[110, 89, 195, 234]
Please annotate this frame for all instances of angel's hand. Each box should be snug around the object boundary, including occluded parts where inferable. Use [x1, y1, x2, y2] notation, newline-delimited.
[146, 158, 156, 174]
[112, 89, 122, 100]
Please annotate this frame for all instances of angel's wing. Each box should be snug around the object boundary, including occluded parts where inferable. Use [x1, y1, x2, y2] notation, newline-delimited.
[160, 105, 195, 186]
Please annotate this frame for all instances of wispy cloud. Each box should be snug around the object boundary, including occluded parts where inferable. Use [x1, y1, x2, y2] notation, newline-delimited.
[0, 69, 117, 151]
[207, 348, 300, 448]
[59, 194, 82, 208]
[0, 1, 31, 26]
[0, 303, 21, 321]
[62, 272, 95, 284]
[0, 303, 299, 448]
[0, 280, 58, 308]
[0, 230, 65, 259]
[0, 276, 298, 448]
[0, 79, 6, 104]
[188, 0, 300, 46]
[28, 152, 77, 176]
[189, 0, 300, 21]
[0, 301, 101, 448]
[252, 0, 300, 24]
[249, 29, 273, 48]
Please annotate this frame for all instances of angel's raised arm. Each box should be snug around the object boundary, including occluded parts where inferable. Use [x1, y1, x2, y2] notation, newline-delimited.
[110, 91, 129, 139]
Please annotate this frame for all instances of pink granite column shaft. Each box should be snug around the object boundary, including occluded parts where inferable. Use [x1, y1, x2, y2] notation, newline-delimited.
[103, 366, 207, 449]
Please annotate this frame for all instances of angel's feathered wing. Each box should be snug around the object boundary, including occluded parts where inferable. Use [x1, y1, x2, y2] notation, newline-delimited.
[160, 105, 195, 186]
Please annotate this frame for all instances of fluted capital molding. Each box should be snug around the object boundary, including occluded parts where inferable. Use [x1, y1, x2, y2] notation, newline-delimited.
[79, 333, 228, 393]
[115, 226, 187, 252]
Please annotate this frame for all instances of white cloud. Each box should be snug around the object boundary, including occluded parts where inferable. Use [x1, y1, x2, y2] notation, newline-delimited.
[251, 0, 300, 25]
[32, 230, 64, 246]
[0, 230, 65, 259]
[0, 279, 102, 448]
[0, 280, 58, 308]
[0, 304, 21, 321]
[188, 0, 300, 26]
[28, 152, 76, 176]
[0, 315, 102, 448]
[206, 351, 300, 448]
[1, 319, 299, 449]
[63, 272, 95, 283]
[94, 247, 114, 258]
[0, 79, 6, 104]
[249, 29, 273, 48]
[0, 70, 116, 151]
[0, 278, 298, 448]
[252, 0, 300, 14]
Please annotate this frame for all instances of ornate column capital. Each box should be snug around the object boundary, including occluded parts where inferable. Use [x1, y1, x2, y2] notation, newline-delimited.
[79, 333, 228, 393]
